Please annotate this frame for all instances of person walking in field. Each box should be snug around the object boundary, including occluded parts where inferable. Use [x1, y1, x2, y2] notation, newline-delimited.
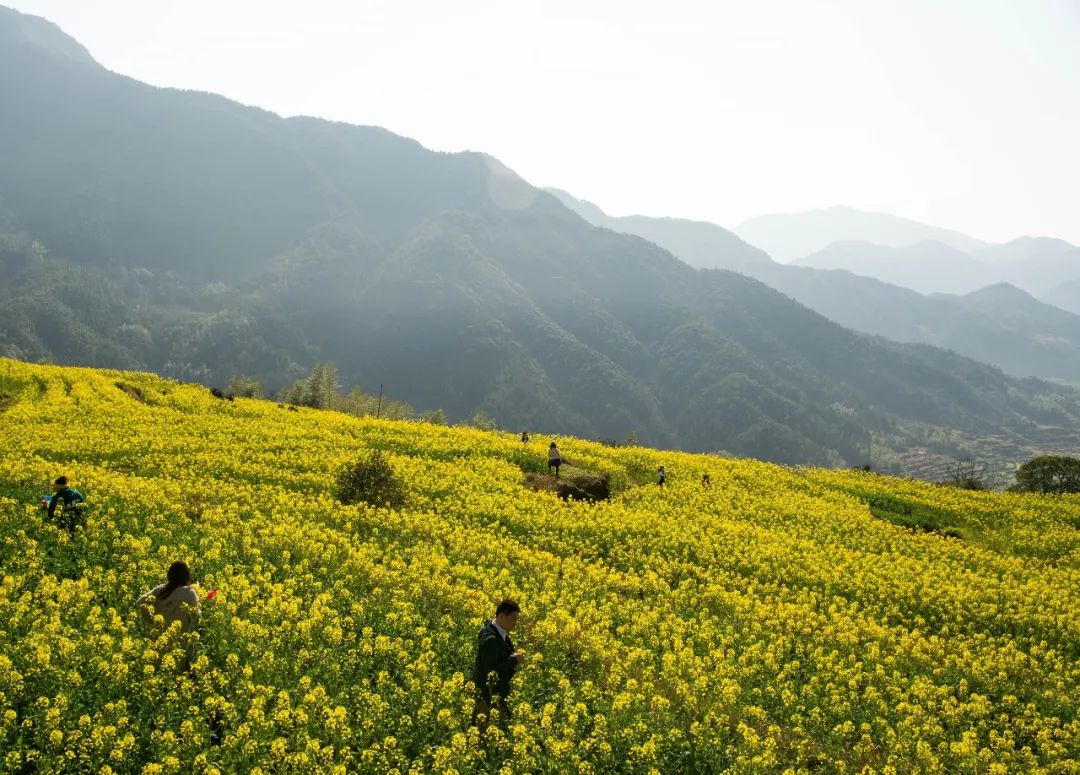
[471, 598, 526, 731]
[45, 476, 85, 534]
[701, 473, 711, 489]
[521, 430, 529, 444]
[657, 465, 667, 489]
[136, 561, 202, 634]
[548, 442, 562, 477]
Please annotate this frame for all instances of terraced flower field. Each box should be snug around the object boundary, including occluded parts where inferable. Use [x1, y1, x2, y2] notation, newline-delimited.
[0, 360, 1077, 773]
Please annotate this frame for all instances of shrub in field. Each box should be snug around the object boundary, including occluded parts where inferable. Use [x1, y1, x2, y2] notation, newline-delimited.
[334, 450, 407, 508]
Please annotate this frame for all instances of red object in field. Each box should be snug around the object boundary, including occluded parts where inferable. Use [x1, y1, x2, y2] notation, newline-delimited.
[205, 589, 218, 601]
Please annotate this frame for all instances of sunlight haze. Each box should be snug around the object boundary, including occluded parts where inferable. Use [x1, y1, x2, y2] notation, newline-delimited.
[9, 0, 1080, 244]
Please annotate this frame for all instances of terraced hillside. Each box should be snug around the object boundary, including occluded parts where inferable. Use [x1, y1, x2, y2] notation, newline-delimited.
[0, 359, 1077, 772]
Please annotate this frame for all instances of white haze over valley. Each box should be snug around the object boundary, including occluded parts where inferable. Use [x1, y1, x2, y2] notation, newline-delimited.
[9, 0, 1080, 247]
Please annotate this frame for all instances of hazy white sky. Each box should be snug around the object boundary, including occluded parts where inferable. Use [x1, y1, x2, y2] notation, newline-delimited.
[10, 0, 1080, 243]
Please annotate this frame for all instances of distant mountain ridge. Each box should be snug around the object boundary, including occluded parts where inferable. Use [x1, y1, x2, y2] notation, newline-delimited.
[974, 238, 1080, 297]
[556, 191, 1080, 384]
[1044, 279, 1080, 316]
[2, 5, 1080, 477]
[734, 205, 990, 262]
[791, 236, 1080, 299]
[791, 240, 990, 296]
[547, 188, 771, 272]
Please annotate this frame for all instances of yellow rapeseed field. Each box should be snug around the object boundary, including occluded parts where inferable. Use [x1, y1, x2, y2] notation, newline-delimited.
[0, 359, 1077, 773]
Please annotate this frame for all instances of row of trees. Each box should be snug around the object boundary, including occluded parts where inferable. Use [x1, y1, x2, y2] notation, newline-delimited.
[938, 456, 1080, 494]
[224, 363, 456, 426]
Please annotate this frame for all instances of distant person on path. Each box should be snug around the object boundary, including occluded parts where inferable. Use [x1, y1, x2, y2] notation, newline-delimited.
[521, 431, 529, 444]
[471, 598, 525, 731]
[136, 561, 201, 635]
[657, 465, 667, 489]
[548, 442, 562, 477]
[45, 476, 85, 534]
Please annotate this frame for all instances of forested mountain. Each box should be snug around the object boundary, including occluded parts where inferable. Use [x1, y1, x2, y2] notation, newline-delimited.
[547, 188, 771, 272]
[556, 191, 1080, 384]
[3, 6, 1080, 475]
[734, 205, 989, 262]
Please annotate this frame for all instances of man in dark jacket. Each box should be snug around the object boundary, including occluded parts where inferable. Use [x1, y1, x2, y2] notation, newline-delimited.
[471, 598, 525, 730]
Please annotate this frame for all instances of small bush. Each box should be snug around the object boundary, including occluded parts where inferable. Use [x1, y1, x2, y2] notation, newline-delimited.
[334, 450, 407, 509]
[942, 459, 988, 491]
[420, 409, 446, 425]
[228, 375, 264, 399]
[472, 410, 497, 431]
[116, 381, 145, 402]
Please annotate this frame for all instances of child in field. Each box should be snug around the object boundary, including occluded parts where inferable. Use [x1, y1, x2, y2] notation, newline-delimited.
[45, 476, 85, 534]
[521, 431, 529, 444]
[657, 465, 666, 489]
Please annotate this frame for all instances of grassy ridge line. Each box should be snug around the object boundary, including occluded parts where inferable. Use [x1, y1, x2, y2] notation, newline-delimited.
[0, 359, 1078, 772]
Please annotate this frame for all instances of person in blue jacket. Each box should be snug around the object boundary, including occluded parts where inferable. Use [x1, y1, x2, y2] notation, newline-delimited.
[46, 476, 85, 533]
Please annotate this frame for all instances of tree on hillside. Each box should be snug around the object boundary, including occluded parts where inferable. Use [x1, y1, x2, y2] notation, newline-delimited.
[306, 362, 339, 410]
[1013, 455, 1080, 494]
[421, 409, 446, 425]
[280, 362, 338, 409]
[472, 410, 497, 431]
[942, 459, 989, 491]
[345, 387, 413, 420]
[228, 374, 264, 399]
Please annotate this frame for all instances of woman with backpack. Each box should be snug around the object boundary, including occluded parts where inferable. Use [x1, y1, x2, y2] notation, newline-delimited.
[548, 442, 562, 478]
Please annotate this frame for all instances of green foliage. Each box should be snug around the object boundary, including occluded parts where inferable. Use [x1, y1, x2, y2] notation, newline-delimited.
[0, 362, 25, 412]
[279, 362, 338, 409]
[344, 387, 413, 420]
[942, 459, 989, 491]
[227, 375, 264, 399]
[471, 410, 497, 431]
[333, 450, 407, 509]
[865, 494, 965, 540]
[421, 409, 446, 426]
[1014, 455, 1080, 494]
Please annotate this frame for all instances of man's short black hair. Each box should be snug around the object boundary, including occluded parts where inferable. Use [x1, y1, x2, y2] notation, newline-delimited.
[495, 598, 520, 616]
[54, 476, 68, 486]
